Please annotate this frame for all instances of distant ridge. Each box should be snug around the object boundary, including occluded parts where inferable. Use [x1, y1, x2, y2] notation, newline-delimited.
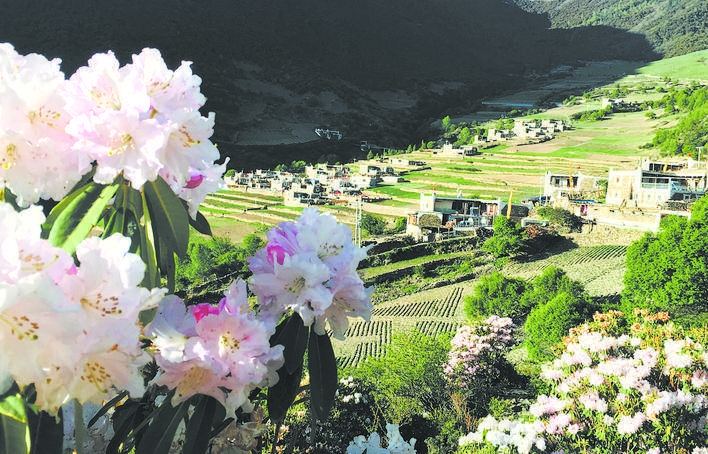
[1, 0, 661, 168]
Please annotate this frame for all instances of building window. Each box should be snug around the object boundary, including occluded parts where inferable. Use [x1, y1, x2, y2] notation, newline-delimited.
[646, 194, 653, 201]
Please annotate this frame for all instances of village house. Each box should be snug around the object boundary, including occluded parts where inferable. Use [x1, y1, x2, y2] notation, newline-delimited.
[544, 170, 603, 201]
[406, 193, 529, 240]
[606, 158, 708, 208]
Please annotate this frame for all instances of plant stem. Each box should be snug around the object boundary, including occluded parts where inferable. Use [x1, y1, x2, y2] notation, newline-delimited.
[74, 400, 86, 454]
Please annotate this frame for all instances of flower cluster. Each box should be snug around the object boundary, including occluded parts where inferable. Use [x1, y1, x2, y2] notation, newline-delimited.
[460, 310, 708, 453]
[146, 279, 284, 416]
[347, 423, 417, 454]
[0, 203, 164, 414]
[444, 316, 517, 386]
[248, 207, 373, 339]
[459, 415, 546, 454]
[0, 43, 224, 213]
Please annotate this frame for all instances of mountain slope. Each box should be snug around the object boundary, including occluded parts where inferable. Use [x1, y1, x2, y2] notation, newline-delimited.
[0, 0, 659, 169]
[514, 0, 708, 57]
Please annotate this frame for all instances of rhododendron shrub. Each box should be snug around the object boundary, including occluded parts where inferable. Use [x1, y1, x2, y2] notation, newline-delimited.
[445, 316, 523, 418]
[0, 44, 372, 454]
[459, 310, 708, 454]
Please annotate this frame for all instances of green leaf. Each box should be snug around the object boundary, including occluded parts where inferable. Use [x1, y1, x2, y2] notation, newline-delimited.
[267, 365, 303, 423]
[142, 177, 189, 259]
[102, 185, 143, 253]
[135, 397, 189, 454]
[25, 405, 62, 454]
[88, 391, 128, 428]
[0, 412, 29, 454]
[308, 330, 338, 422]
[270, 314, 309, 375]
[182, 395, 218, 454]
[42, 181, 120, 252]
[189, 210, 213, 236]
[0, 394, 26, 422]
[139, 193, 160, 290]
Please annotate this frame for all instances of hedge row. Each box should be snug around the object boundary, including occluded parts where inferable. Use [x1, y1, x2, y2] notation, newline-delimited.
[359, 236, 481, 269]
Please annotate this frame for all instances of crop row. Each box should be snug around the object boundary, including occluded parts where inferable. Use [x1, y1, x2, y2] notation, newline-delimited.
[345, 320, 391, 343]
[504, 245, 628, 275]
[414, 320, 464, 338]
[372, 287, 463, 318]
[338, 341, 383, 369]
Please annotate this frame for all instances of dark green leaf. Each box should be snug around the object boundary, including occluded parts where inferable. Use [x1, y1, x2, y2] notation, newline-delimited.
[0, 412, 29, 454]
[0, 188, 20, 211]
[42, 181, 120, 252]
[189, 210, 213, 236]
[25, 405, 62, 454]
[88, 391, 128, 428]
[270, 313, 309, 374]
[102, 185, 143, 253]
[142, 177, 189, 259]
[267, 365, 303, 422]
[139, 195, 160, 290]
[107, 400, 142, 454]
[182, 395, 218, 454]
[308, 330, 338, 421]
[135, 397, 189, 454]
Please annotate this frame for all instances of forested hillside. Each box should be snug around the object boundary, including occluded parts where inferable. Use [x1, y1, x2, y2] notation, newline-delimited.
[515, 0, 708, 57]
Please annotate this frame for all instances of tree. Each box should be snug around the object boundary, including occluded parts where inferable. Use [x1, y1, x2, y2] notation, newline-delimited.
[464, 272, 529, 321]
[361, 213, 386, 236]
[622, 197, 708, 322]
[482, 216, 525, 257]
[441, 115, 453, 132]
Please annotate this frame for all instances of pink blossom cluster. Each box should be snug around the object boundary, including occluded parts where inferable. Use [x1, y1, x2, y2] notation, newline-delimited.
[444, 315, 517, 384]
[146, 208, 372, 412]
[460, 310, 708, 453]
[247, 207, 373, 339]
[0, 203, 165, 414]
[146, 279, 284, 416]
[0, 43, 225, 214]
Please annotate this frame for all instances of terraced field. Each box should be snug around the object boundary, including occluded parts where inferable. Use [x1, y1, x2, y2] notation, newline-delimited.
[333, 244, 629, 369]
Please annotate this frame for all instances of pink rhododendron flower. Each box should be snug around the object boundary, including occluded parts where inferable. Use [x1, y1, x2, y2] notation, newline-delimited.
[248, 208, 372, 335]
[147, 279, 284, 415]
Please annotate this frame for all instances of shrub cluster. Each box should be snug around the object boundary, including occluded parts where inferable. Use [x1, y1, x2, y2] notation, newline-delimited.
[460, 309, 708, 454]
[534, 207, 583, 233]
[360, 236, 481, 269]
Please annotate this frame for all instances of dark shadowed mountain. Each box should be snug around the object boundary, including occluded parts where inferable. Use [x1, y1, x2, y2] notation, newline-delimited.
[1, 0, 660, 169]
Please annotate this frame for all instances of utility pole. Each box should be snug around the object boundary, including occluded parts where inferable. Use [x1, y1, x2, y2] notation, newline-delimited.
[355, 195, 362, 247]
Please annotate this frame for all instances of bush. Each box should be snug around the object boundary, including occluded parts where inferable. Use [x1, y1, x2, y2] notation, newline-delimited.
[361, 213, 387, 236]
[482, 216, 525, 257]
[524, 291, 596, 362]
[176, 235, 247, 292]
[518, 266, 586, 313]
[357, 330, 451, 424]
[535, 206, 583, 233]
[464, 272, 530, 322]
[622, 197, 708, 322]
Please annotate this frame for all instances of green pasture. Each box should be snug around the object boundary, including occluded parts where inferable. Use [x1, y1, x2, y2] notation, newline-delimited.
[368, 183, 424, 199]
[635, 49, 708, 81]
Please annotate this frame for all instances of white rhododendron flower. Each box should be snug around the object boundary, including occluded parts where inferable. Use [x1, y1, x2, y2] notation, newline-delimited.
[0, 43, 225, 214]
[0, 202, 164, 414]
[64, 48, 226, 205]
[0, 44, 91, 206]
